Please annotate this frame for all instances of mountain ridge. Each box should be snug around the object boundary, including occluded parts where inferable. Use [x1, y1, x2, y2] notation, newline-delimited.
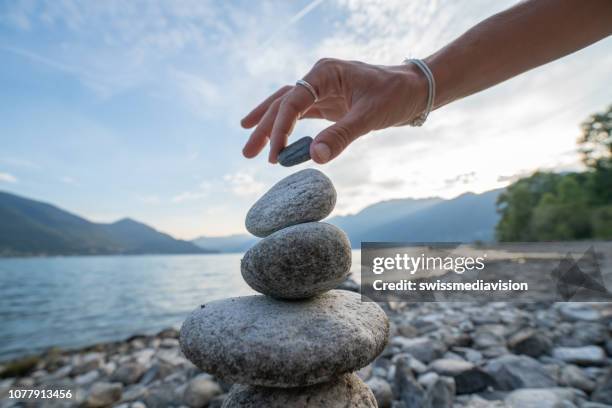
[191, 189, 504, 252]
[0, 191, 214, 257]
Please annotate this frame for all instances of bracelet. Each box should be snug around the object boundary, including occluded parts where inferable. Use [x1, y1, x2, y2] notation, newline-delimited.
[403, 58, 435, 127]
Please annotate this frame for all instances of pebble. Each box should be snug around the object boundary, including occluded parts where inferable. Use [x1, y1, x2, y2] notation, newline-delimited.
[241, 222, 352, 298]
[507, 329, 552, 357]
[390, 336, 446, 363]
[75, 370, 100, 385]
[552, 346, 606, 366]
[366, 377, 393, 408]
[85, 382, 123, 408]
[222, 373, 376, 407]
[278, 136, 313, 167]
[504, 387, 580, 408]
[485, 355, 556, 390]
[592, 368, 612, 404]
[245, 169, 336, 237]
[558, 304, 601, 322]
[183, 374, 223, 408]
[180, 290, 389, 387]
[429, 359, 492, 395]
[560, 364, 595, 392]
[110, 362, 146, 385]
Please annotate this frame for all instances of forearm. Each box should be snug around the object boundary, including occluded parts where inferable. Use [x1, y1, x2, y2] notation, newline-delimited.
[425, 0, 612, 109]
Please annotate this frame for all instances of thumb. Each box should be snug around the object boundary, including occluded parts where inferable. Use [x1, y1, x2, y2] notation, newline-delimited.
[310, 112, 367, 164]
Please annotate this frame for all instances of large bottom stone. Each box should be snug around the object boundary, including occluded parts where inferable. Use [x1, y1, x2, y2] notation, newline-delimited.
[221, 373, 377, 408]
[180, 290, 389, 387]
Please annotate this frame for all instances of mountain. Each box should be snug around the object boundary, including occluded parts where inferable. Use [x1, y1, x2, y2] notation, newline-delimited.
[328, 197, 443, 242]
[0, 191, 214, 256]
[329, 189, 503, 246]
[192, 234, 258, 253]
[190, 189, 503, 252]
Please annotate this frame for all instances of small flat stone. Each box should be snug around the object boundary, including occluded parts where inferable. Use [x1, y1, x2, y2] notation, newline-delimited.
[552, 345, 606, 366]
[245, 169, 336, 237]
[221, 373, 377, 407]
[278, 136, 313, 167]
[179, 290, 389, 387]
[507, 329, 552, 358]
[241, 222, 351, 299]
[504, 388, 580, 408]
[485, 355, 556, 390]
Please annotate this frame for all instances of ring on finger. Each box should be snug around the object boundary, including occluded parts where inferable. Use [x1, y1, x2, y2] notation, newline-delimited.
[296, 79, 319, 103]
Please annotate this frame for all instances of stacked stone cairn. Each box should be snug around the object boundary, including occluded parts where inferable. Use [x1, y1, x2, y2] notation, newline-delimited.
[180, 169, 389, 407]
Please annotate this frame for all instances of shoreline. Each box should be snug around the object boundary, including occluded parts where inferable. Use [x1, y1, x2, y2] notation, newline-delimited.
[1, 288, 611, 407]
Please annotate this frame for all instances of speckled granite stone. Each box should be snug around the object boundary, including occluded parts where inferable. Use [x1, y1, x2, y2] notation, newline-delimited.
[241, 222, 351, 299]
[245, 169, 336, 237]
[221, 373, 377, 407]
[179, 290, 389, 388]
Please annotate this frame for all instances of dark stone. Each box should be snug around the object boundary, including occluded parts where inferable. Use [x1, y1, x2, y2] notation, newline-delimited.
[507, 329, 552, 357]
[278, 136, 313, 167]
[394, 356, 426, 408]
[485, 355, 556, 391]
[428, 358, 493, 394]
[593, 368, 612, 404]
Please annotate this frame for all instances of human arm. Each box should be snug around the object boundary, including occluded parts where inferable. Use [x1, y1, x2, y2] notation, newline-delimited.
[241, 0, 612, 164]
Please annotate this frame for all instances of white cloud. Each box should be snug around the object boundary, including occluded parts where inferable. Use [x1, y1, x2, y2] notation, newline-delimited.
[136, 194, 161, 205]
[223, 172, 265, 197]
[172, 69, 222, 116]
[60, 176, 77, 185]
[172, 181, 213, 203]
[0, 172, 18, 183]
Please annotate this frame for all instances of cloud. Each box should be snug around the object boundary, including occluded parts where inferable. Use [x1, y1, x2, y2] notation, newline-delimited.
[136, 194, 161, 205]
[261, 0, 326, 48]
[172, 69, 222, 116]
[172, 181, 212, 203]
[0, 172, 18, 183]
[223, 172, 265, 197]
[0, 157, 39, 169]
[60, 176, 77, 185]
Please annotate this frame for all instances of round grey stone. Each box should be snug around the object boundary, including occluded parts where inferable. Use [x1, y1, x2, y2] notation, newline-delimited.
[221, 373, 377, 408]
[241, 222, 351, 299]
[245, 169, 336, 237]
[180, 290, 389, 388]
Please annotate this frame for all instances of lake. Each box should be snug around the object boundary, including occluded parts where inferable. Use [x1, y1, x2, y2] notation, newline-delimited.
[0, 252, 361, 362]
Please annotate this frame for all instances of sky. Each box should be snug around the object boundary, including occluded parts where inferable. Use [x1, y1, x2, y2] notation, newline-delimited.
[0, 0, 610, 239]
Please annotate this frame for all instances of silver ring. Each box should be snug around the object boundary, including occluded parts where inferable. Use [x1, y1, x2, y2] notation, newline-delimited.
[296, 79, 318, 102]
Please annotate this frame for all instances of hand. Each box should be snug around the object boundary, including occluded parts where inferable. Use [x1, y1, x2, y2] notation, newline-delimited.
[241, 58, 428, 164]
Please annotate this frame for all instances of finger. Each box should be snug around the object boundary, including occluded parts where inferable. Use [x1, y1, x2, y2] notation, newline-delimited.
[268, 86, 318, 163]
[310, 111, 368, 164]
[242, 99, 282, 158]
[241, 85, 292, 129]
[299, 106, 323, 119]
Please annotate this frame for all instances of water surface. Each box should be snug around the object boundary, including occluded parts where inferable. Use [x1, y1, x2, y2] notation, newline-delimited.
[0, 251, 362, 361]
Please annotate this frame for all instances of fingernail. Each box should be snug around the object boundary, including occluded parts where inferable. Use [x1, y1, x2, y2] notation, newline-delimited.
[313, 143, 331, 163]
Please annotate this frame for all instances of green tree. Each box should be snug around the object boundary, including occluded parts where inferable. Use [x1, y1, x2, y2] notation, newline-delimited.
[495, 172, 562, 241]
[579, 104, 611, 169]
[496, 104, 612, 242]
[580, 104, 612, 206]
